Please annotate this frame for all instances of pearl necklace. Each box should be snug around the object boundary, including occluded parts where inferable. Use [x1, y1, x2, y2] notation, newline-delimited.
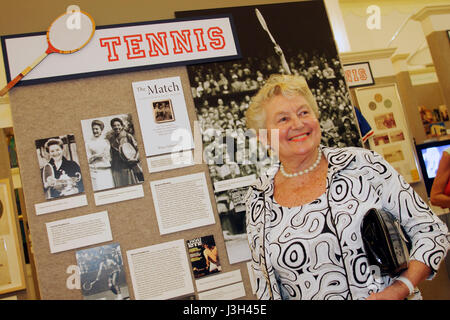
[280, 149, 322, 178]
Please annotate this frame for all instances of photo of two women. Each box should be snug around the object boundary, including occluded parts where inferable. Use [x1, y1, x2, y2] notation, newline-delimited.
[81, 114, 144, 192]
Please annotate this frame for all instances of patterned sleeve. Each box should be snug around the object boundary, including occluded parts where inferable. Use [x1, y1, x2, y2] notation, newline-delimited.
[245, 186, 273, 300]
[368, 150, 449, 278]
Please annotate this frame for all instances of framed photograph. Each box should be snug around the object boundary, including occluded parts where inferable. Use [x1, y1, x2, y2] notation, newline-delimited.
[35, 134, 85, 200]
[0, 178, 26, 294]
[343, 62, 375, 88]
[153, 99, 175, 123]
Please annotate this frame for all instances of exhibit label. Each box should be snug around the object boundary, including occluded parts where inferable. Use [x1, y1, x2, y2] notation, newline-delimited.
[1, 16, 240, 84]
[45, 211, 113, 254]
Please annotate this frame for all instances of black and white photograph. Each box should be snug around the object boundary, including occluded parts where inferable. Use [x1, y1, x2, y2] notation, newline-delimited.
[215, 186, 251, 264]
[35, 134, 85, 200]
[176, 1, 363, 264]
[177, 1, 362, 152]
[153, 99, 175, 123]
[81, 114, 144, 192]
[76, 243, 130, 300]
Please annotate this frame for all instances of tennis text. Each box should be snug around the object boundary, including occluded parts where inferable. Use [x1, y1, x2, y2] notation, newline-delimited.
[99, 27, 226, 62]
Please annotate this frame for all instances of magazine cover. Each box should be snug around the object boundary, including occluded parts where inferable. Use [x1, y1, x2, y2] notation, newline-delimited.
[76, 243, 130, 300]
[187, 235, 221, 279]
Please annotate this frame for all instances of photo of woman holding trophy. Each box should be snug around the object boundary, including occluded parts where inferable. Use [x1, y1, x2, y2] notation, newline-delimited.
[35, 135, 84, 200]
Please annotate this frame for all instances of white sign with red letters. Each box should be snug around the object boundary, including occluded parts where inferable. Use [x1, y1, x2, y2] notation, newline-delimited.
[2, 16, 240, 84]
[343, 62, 374, 88]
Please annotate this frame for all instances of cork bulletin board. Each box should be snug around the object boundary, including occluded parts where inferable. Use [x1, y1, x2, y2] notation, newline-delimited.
[8, 64, 254, 300]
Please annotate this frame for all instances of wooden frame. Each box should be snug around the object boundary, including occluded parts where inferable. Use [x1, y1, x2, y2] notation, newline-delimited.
[0, 178, 26, 294]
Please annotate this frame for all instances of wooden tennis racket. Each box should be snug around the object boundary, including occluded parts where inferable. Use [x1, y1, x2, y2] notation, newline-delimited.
[0, 10, 95, 96]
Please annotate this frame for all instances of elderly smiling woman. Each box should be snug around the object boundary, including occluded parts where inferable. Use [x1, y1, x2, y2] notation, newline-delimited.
[245, 74, 449, 300]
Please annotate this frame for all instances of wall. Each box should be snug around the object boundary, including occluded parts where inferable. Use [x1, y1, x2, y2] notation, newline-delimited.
[339, 0, 449, 55]
[414, 82, 444, 110]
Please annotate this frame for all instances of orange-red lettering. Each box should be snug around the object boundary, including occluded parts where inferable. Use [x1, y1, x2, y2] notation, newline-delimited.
[99, 37, 121, 62]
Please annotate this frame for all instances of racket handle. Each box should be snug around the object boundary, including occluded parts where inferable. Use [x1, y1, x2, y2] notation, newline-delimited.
[0, 52, 48, 96]
[0, 73, 25, 96]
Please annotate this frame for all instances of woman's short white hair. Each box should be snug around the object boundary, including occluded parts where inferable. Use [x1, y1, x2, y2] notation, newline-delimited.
[245, 74, 319, 132]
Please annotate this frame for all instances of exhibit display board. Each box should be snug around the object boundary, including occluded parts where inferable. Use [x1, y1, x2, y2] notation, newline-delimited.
[8, 65, 249, 300]
[355, 84, 420, 184]
[4, 1, 363, 300]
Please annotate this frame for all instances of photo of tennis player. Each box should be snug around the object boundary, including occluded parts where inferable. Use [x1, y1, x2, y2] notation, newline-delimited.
[81, 114, 144, 191]
[153, 99, 175, 123]
[76, 243, 130, 300]
[187, 235, 221, 279]
[35, 134, 84, 200]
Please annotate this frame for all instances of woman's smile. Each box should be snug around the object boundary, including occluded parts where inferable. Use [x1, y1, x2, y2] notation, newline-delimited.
[263, 93, 321, 160]
[288, 132, 310, 142]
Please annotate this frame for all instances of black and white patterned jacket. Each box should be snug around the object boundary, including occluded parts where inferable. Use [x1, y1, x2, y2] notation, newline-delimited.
[245, 145, 449, 300]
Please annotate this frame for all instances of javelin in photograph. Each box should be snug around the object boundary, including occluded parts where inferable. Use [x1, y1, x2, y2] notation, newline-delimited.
[255, 8, 291, 75]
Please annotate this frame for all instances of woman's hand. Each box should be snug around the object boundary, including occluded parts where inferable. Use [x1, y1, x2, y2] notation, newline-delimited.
[366, 280, 410, 300]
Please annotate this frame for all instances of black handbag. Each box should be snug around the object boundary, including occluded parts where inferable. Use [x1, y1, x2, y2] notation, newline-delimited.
[361, 208, 412, 277]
